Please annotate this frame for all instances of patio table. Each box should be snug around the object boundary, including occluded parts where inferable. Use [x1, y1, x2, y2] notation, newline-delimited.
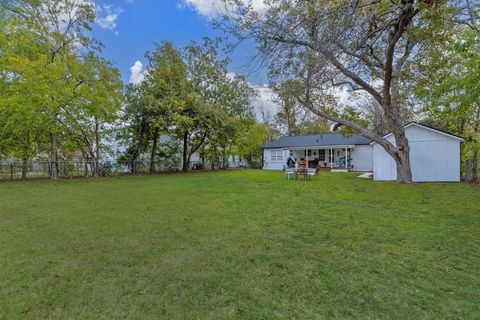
[295, 168, 308, 180]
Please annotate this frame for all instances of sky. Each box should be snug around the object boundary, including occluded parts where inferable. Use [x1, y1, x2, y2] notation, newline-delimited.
[89, 0, 278, 119]
[90, 0, 272, 97]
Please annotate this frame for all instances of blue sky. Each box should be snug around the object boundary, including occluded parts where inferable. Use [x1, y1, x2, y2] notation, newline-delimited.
[91, 0, 268, 86]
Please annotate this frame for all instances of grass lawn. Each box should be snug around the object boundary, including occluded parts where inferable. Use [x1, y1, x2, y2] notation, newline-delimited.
[0, 170, 479, 319]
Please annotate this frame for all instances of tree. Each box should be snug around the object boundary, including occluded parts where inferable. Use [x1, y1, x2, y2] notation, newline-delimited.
[234, 122, 269, 168]
[118, 39, 256, 173]
[3, 0, 97, 179]
[202, 74, 256, 169]
[273, 79, 331, 136]
[142, 42, 190, 173]
[273, 80, 307, 136]
[180, 39, 255, 171]
[0, 15, 50, 179]
[60, 54, 124, 177]
[118, 85, 151, 173]
[415, 4, 480, 178]
[157, 139, 182, 171]
[223, 0, 446, 182]
[2, 0, 123, 179]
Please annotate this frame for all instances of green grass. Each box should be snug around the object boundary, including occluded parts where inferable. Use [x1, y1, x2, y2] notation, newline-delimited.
[0, 170, 479, 319]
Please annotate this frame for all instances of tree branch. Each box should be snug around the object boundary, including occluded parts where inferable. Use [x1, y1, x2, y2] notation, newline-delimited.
[266, 35, 385, 104]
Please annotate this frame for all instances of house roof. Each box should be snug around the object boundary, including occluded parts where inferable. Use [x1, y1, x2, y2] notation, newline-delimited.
[370, 122, 465, 145]
[263, 133, 372, 149]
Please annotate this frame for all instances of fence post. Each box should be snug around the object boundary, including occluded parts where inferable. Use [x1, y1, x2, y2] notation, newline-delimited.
[474, 159, 478, 181]
[465, 159, 469, 181]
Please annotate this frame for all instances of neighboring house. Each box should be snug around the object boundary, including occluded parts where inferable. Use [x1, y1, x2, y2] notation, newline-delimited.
[263, 122, 464, 182]
[228, 155, 249, 168]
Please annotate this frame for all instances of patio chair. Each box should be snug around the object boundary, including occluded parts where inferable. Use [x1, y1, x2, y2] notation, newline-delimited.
[307, 168, 317, 180]
[285, 168, 296, 180]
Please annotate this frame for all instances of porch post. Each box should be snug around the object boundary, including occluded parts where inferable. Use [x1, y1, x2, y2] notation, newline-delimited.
[345, 148, 348, 169]
[306, 149, 309, 168]
[330, 148, 333, 168]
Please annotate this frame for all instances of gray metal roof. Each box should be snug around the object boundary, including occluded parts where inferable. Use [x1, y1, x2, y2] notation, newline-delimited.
[263, 133, 372, 149]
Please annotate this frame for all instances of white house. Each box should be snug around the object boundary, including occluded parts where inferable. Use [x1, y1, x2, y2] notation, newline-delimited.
[263, 123, 464, 182]
[263, 133, 374, 172]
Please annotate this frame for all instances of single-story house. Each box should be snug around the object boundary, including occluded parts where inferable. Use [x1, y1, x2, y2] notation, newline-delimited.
[262, 122, 464, 182]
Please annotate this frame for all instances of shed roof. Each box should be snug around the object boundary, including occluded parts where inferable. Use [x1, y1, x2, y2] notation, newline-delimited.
[263, 133, 372, 149]
[370, 122, 465, 145]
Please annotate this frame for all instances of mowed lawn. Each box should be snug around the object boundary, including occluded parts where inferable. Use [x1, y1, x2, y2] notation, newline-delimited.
[0, 171, 479, 319]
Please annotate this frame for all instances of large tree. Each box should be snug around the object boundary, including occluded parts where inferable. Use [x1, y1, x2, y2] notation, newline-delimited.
[2, 0, 96, 179]
[222, 0, 446, 182]
[180, 39, 255, 171]
[59, 54, 124, 177]
[0, 15, 50, 179]
[416, 1, 480, 178]
[1, 0, 123, 179]
[117, 85, 151, 173]
[142, 42, 191, 173]
[120, 39, 255, 172]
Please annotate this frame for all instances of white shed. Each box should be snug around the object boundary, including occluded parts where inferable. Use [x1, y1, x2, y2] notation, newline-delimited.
[372, 123, 464, 182]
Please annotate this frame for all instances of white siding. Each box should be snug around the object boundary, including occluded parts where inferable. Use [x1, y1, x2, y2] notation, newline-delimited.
[229, 155, 249, 168]
[263, 148, 285, 170]
[373, 144, 396, 180]
[351, 145, 373, 172]
[373, 124, 462, 182]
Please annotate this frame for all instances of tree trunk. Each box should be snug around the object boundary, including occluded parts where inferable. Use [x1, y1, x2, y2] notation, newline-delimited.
[133, 126, 146, 174]
[82, 151, 89, 177]
[150, 127, 160, 174]
[94, 117, 100, 178]
[390, 128, 413, 183]
[187, 151, 194, 171]
[50, 132, 58, 180]
[21, 158, 28, 181]
[182, 132, 189, 172]
[185, 131, 208, 172]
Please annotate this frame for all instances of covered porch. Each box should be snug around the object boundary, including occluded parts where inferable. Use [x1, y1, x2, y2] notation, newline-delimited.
[286, 146, 354, 171]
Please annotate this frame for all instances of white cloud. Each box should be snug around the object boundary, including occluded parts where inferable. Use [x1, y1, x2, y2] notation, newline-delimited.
[226, 71, 279, 122]
[96, 4, 124, 31]
[129, 61, 145, 84]
[252, 85, 279, 122]
[180, 0, 267, 18]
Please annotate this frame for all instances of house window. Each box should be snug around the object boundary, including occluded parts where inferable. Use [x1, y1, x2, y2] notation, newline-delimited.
[289, 150, 294, 157]
[304, 150, 312, 157]
[318, 149, 326, 161]
[271, 149, 283, 161]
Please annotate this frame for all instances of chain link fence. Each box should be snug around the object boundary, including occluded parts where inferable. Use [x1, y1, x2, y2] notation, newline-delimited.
[465, 158, 479, 181]
[0, 160, 176, 181]
[0, 159, 242, 181]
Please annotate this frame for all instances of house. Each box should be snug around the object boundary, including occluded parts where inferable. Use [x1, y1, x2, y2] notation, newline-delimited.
[262, 122, 464, 182]
[263, 132, 373, 172]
